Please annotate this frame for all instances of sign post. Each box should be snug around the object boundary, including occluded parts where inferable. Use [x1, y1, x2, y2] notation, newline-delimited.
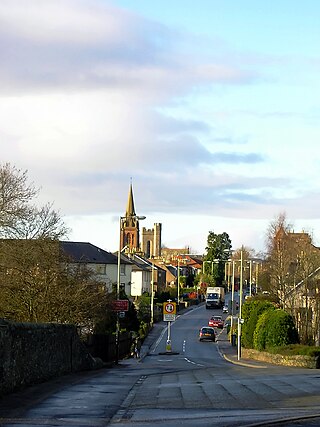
[113, 300, 129, 312]
[163, 301, 176, 353]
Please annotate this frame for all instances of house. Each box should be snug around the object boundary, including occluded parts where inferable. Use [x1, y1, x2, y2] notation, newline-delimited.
[285, 266, 320, 345]
[122, 253, 151, 297]
[120, 253, 165, 298]
[60, 241, 132, 294]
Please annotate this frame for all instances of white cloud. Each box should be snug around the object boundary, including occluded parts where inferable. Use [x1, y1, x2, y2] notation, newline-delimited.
[0, 0, 319, 254]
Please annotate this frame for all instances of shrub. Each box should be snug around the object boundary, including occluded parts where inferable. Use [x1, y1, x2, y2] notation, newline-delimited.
[242, 300, 275, 348]
[253, 308, 274, 350]
[264, 310, 299, 349]
[253, 308, 299, 351]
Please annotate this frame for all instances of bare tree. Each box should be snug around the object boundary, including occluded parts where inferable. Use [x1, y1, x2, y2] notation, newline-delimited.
[265, 212, 320, 344]
[0, 164, 114, 329]
[0, 239, 111, 328]
[265, 213, 296, 306]
[0, 163, 69, 239]
[288, 236, 320, 344]
[0, 163, 37, 229]
[4, 203, 69, 239]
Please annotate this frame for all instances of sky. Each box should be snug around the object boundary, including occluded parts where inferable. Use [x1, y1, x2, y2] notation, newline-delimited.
[1, 0, 320, 255]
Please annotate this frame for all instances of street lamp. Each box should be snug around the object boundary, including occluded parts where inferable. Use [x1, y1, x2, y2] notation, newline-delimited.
[115, 214, 146, 365]
[231, 260, 235, 333]
[237, 249, 243, 360]
[247, 260, 252, 296]
[150, 261, 156, 326]
[177, 256, 188, 306]
[229, 249, 244, 358]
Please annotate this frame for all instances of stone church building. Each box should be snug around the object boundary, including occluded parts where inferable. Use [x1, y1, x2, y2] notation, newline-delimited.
[120, 183, 162, 259]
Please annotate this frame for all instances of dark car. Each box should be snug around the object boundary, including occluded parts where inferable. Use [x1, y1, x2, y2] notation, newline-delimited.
[199, 326, 216, 342]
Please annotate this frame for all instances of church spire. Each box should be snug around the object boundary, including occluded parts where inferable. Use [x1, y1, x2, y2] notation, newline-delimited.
[120, 181, 140, 252]
[126, 181, 136, 218]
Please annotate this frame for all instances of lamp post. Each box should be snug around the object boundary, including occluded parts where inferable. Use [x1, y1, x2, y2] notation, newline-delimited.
[177, 258, 183, 304]
[177, 260, 180, 304]
[177, 256, 188, 307]
[115, 214, 146, 365]
[238, 248, 243, 361]
[150, 261, 155, 326]
[249, 260, 252, 297]
[231, 260, 235, 333]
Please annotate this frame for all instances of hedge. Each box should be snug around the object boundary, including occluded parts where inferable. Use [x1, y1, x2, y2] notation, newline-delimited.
[241, 300, 275, 349]
[254, 308, 299, 351]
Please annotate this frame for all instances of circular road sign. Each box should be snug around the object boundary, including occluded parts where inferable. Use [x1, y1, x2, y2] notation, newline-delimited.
[163, 302, 176, 314]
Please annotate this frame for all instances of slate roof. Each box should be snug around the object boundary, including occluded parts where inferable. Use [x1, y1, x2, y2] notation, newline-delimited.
[122, 254, 150, 271]
[166, 265, 177, 276]
[60, 241, 128, 265]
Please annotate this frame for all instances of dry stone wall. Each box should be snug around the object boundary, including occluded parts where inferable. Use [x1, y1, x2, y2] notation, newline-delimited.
[0, 319, 98, 396]
[242, 348, 320, 368]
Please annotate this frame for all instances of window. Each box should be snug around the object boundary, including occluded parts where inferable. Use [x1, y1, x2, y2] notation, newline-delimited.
[96, 264, 106, 275]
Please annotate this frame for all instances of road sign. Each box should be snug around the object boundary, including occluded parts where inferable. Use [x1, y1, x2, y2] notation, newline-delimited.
[163, 313, 176, 322]
[163, 302, 176, 315]
[113, 300, 129, 312]
[163, 301, 176, 321]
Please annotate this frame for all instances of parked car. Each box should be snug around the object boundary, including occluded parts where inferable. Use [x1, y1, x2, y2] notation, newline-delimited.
[199, 326, 216, 342]
[222, 304, 228, 313]
[208, 315, 224, 329]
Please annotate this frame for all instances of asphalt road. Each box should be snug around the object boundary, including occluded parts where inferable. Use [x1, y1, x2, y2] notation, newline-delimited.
[1, 302, 320, 427]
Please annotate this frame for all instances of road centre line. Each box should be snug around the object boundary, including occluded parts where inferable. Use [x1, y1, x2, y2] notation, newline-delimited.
[184, 357, 205, 367]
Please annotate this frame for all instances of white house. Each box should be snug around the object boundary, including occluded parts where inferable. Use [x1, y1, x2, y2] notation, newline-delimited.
[122, 253, 152, 297]
[60, 241, 132, 293]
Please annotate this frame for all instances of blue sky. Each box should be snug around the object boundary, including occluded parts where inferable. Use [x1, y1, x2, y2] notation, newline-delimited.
[1, 0, 320, 254]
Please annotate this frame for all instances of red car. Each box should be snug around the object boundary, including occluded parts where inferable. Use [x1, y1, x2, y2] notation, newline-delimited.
[208, 315, 224, 329]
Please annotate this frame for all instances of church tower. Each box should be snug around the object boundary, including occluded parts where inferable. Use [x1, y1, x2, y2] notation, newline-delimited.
[120, 182, 162, 257]
[141, 223, 162, 258]
[120, 183, 141, 253]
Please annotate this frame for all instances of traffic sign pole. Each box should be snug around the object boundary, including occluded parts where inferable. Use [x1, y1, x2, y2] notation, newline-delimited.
[166, 321, 172, 352]
[163, 300, 176, 352]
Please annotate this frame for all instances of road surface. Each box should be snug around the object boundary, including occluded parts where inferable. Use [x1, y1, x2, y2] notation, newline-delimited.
[1, 303, 320, 426]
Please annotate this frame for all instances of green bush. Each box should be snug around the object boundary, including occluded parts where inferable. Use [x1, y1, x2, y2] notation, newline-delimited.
[265, 310, 299, 349]
[253, 308, 274, 350]
[253, 308, 299, 351]
[242, 300, 275, 349]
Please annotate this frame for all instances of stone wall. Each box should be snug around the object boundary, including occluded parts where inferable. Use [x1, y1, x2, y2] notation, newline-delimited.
[242, 348, 320, 369]
[0, 319, 98, 397]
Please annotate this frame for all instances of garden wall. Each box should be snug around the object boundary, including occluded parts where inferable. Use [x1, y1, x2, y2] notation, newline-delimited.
[0, 319, 99, 397]
[242, 348, 320, 369]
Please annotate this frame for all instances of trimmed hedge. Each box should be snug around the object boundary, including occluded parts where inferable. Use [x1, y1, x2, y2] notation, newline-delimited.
[253, 308, 273, 350]
[254, 308, 299, 351]
[242, 300, 275, 349]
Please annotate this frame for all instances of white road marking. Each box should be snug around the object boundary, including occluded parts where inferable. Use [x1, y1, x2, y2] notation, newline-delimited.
[184, 357, 205, 367]
[150, 326, 168, 353]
